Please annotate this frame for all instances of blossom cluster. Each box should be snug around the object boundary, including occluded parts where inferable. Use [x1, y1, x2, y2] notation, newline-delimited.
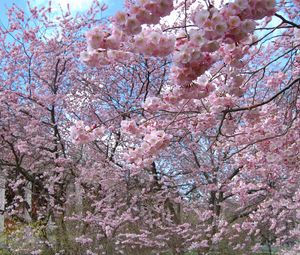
[175, 81, 215, 100]
[69, 121, 105, 144]
[169, 0, 275, 86]
[80, 50, 111, 67]
[80, 26, 127, 66]
[81, 0, 276, 79]
[143, 79, 215, 110]
[143, 96, 166, 112]
[219, 43, 250, 68]
[121, 120, 141, 135]
[172, 41, 216, 86]
[80, 49, 133, 67]
[163, 77, 215, 104]
[192, 0, 275, 43]
[126, 130, 172, 167]
[81, 0, 175, 64]
[241, 0, 276, 20]
[114, 0, 174, 35]
[226, 74, 245, 97]
[86, 26, 123, 51]
[134, 29, 175, 57]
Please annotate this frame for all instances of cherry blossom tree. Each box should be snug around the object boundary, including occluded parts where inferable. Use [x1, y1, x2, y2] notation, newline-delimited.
[77, 0, 300, 254]
[0, 0, 300, 255]
[0, 1, 108, 253]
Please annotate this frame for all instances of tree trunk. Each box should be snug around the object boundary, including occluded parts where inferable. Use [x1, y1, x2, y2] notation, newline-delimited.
[0, 175, 5, 232]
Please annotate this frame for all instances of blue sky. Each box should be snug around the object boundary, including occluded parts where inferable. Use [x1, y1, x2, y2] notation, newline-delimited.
[0, 0, 124, 25]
